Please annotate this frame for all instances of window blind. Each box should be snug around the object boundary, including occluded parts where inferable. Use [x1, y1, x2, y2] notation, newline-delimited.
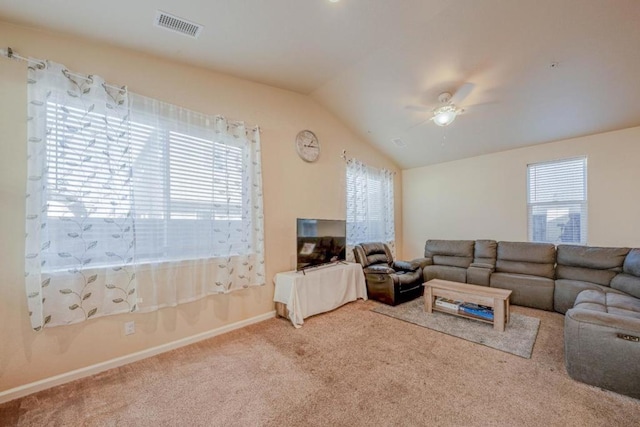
[527, 157, 587, 245]
[43, 97, 251, 271]
[345, 160, 394, 248]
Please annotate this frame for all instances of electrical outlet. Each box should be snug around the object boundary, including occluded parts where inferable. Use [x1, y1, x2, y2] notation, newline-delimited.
[124, 321, 135, 336]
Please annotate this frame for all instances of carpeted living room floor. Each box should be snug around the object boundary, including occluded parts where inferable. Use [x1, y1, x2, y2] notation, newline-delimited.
[1, 300, 639, 426]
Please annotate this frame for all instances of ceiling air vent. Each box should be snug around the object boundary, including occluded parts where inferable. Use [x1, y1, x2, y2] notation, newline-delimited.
[155, 11, 203, 38]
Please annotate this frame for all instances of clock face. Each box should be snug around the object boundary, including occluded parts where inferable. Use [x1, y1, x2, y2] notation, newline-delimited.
[295, 130, 320, 162]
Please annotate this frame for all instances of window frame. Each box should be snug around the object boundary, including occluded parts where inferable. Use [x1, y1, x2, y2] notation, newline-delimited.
[526, 156, 588, 245]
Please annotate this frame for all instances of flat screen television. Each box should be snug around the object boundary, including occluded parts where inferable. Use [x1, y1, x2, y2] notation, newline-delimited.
[296, 218, 346, 271]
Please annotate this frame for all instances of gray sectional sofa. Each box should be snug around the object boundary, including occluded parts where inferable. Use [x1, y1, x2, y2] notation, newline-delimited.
[420, 239, 640, 399]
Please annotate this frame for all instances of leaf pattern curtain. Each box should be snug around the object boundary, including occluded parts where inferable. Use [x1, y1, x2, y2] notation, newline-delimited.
[128, 95, 266, 311]
[345, 159, 395, 262]
[24, 61, 266, 330]
[25, 61, 136, 330]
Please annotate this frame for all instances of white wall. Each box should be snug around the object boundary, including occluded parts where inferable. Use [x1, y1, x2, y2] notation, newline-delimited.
[403, 126, 640, 258]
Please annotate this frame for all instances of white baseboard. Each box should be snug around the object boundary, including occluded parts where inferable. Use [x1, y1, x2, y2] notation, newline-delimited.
[0, 310, 276, 405]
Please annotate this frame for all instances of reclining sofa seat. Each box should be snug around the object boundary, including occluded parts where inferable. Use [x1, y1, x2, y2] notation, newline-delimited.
[422, 240, 474, 283]
[353, 242, 423, 306]
[490, 241, 556, 311]
[554, 244, 630, 313]
[422, 239, 497, 286]
[564, 249, 640, 399]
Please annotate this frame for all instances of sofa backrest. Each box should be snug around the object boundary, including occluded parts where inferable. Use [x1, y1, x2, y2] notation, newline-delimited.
[610, 248, 640, 299]
[556, 245, 629, 286]
[474, 240, 497, 265]
[496, 241, 556, 279]
[424, 239, 474, 268]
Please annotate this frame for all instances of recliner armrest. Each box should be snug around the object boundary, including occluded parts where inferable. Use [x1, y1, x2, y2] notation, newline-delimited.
[364, 265, 395, 275]
[393, 259, 422, 272]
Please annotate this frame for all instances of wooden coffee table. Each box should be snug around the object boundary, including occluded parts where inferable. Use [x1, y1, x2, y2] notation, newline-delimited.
[423, 279, 512, 332]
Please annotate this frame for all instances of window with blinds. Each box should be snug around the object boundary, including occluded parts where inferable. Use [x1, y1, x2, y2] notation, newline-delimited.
[527, 157, 587, 245]
[345, 162, 393, 246]
[44, 100, 249, 270]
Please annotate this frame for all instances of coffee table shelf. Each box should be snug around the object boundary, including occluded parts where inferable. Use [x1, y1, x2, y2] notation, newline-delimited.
[434, 305, 495, 325]
[423, 279, 512, 331]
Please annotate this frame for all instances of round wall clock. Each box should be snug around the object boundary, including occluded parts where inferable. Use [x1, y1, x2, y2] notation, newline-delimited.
[295, 130, 320, 162]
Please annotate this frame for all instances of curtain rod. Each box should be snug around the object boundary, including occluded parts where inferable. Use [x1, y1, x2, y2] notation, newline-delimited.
[2, 47, 262, 133]
[341, 150, 396, 174]
[1, 47, 126, 92]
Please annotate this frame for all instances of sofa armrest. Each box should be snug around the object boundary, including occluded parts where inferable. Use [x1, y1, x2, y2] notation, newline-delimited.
[364, 265, 395, 275]
[470, 262, 494, 270]
[467, 264, 493, 287]
[412, 257, 432, 269]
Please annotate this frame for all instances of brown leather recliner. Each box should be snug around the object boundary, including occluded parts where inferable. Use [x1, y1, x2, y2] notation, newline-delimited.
[353, 242, 424, 306]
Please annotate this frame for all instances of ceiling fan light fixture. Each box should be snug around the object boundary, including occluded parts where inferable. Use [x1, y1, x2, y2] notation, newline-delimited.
[432, 105, 460, 126]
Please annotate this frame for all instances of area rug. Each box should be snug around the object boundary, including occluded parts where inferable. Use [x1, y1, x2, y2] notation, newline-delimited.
[372, 297, 540, 358]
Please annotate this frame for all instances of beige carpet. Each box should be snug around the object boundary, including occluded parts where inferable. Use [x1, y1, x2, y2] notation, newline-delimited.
[372, 297, 540, 358]
[1, 300, 639, 426]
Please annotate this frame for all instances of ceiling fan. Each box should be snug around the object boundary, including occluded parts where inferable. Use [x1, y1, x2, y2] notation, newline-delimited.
[405, 82, 475, 129]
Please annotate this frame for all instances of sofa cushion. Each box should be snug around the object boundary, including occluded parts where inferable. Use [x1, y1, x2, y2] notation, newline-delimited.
[423, 265, 466, 283]
[554, 279, 625, 314]
[556, 245, 628, 287]
[557, 245, 629, 269]
[623, 248, 640, 277]
[496, 242, 556, 279]
[432, 255, 473, 268]
[610, 273, 640, 299]
[555, 265, 618, 287]
[574, 289, 640, 319]
[473, 239, 497, 265]
[490, 272, 554, 310]
[496, 260, 555, 279]
[424, 240, 474, 257]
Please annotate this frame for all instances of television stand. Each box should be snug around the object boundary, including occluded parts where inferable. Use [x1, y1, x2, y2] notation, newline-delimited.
[274, 263, 367, 327]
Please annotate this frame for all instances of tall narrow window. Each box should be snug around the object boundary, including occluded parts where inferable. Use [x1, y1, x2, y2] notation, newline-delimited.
[346, 160, 395, 260]
[527, 157, 587, 245]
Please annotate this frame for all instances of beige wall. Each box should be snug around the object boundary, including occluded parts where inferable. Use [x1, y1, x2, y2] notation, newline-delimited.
[0, 22, 402, 392]
[403, 126, 640, 258]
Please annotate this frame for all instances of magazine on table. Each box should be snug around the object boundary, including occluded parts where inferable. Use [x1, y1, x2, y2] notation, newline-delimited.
[459, 303, 494, 320]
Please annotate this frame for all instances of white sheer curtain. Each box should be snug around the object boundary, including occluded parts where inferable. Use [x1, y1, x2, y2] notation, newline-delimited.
[25, 61, 136, 329]
[25, 61, 265, 330]
[345, 159, 395, 262]
[129, 94, 265, 311]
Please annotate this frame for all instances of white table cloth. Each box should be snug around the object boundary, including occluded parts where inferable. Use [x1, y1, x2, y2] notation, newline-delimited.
[273, 262, 367, 328]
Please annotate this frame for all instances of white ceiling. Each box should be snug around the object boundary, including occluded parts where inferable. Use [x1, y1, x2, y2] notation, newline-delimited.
[2, 0, 640, 169]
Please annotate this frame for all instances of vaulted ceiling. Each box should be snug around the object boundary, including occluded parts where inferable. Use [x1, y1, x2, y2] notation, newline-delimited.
[2, 0, 640, 168]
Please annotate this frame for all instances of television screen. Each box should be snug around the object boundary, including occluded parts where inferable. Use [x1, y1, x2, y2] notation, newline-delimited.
[296, 218, 346, 271]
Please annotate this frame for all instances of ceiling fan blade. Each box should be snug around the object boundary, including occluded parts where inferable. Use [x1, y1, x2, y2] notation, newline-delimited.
[462, 100, 499, 110]
[404, 116, 433, 132]
[450, 82, 475, 105]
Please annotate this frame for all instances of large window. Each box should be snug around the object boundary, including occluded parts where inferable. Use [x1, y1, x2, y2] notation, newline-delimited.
[25, 60, 265, 329]
[527, 157, 587, 245]
[43, 99, 250, 271]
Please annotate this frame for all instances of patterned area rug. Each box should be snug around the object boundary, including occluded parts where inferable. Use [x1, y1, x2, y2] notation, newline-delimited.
[372, 297, 540, 358]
